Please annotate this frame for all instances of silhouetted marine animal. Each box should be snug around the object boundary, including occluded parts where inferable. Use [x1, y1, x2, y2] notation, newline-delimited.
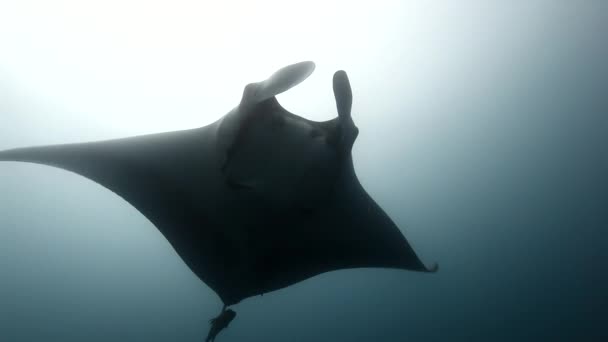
[206, 308, 236, 342]
[0, 62, 438, 341]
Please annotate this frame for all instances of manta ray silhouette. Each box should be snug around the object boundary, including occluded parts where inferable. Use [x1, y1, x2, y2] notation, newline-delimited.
[0, 61, 437, 339]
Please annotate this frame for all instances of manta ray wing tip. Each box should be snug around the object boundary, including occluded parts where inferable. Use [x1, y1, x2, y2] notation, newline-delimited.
[427, 262, 439, 273]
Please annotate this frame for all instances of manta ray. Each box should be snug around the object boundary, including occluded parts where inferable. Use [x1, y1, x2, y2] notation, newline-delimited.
[0, 61, 437, 340]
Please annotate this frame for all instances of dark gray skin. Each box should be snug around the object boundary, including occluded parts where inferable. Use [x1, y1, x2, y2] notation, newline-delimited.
[0, 62, 437, 339]
[206, 309, 236, 342]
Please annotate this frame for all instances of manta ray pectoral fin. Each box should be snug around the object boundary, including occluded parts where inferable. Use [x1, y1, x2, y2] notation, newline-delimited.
[225, 177, 256, 190]
[426, 262, 439, 273]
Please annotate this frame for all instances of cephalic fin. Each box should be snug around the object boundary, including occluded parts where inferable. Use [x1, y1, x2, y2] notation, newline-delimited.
[240, 61, 315, 106]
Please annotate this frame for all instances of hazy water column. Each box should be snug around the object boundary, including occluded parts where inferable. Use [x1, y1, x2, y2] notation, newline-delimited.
[1, 1, 607, 341]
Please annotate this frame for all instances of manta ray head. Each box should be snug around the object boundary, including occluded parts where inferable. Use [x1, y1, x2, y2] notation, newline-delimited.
[216, 62, 359, 210]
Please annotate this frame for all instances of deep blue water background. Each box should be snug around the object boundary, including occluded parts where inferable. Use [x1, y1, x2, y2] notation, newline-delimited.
[1, 2, 607, 341]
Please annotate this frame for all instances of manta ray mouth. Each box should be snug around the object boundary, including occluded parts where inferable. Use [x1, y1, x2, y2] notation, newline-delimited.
[220, 66, 361, 184]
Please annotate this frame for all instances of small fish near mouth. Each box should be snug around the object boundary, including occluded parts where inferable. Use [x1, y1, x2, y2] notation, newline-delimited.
[206, 307, 237, 342]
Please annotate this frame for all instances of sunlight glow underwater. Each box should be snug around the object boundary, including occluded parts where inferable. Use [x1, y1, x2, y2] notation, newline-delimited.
[1, 1, 607, 341]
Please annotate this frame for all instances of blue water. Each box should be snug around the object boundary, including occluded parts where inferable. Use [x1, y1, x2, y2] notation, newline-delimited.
[1, 2, 606, 341]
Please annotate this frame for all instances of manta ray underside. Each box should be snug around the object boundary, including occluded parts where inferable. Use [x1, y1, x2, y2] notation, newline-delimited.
[0, 61, 437, 339]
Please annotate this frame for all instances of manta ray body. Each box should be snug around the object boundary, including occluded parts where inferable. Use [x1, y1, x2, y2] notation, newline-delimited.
[0, 62, 436, 337]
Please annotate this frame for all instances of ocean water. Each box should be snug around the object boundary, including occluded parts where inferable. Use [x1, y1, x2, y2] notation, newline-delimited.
[1, 1, 606, 341]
